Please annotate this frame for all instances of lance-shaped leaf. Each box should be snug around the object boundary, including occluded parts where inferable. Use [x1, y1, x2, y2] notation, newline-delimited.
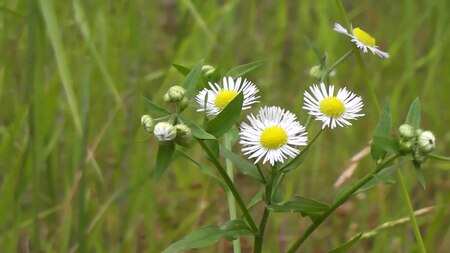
[267, 196, 329, 219]
[220, 146, 264, 183]
[355, 161, 404, 194]
[143, 96, 171, 117]
[371, 101, 394, 161]
[153, 142, 175, 179]
[413, 161, 426, 189]
[206, 92, 243, 138]
[172, 63, 190, 77]
[225, 59, 265, 78]
[183, 60, 204, 97]
[162, 220, 255, 253]
[405, 98, 421, 129]
[180, 117, 216, 140]
[328, 234, 362, 253]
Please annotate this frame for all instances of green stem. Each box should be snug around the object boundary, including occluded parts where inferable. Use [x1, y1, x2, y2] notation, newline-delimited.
[397, 169, 427, 253]
[197, 139, 258, 232]
[253, 166, 276, 253]
[287, 153, 400, 253]
[224, 133, 241, 253]
[320, 50, 353, 83]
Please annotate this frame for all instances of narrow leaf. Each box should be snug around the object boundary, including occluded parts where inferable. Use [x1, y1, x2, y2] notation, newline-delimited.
[220, 146, 264, 183]
[225, 59, 265, 78]
[180, 117, 216, 140]
[413, 161, 426, 189]
[162, 220, 254, 253]
[205, 139, 219, 159]
[206, 92, 243, 138]
[143, 96, 171, 117]
[183, 60, 204, 96]
[405, 98, 421, 129]
[172, 63, 191, 77]
[268, 196, 329, 218]
[153, 142, 175, 179]
[371, 102, 392, 161]
[328, 234, 362, 253]
[355, 162, 403, 194]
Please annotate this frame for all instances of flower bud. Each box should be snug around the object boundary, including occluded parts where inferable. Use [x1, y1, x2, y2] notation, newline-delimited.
[418, 130, 435, 154]
[175, 124, 191, 138]
[141, 115, 154, 134]
[309, 65, 336, 79]
[413, 149, 427, 163]
[398, 124, 415, 140]
[165, 85, 186, 102]
[202, 65, 216, 77]
[415, 128, 423, 136]
[399, 139, 414, 154]
[178, 97, 190, 111]
[153, 122, 177, 142]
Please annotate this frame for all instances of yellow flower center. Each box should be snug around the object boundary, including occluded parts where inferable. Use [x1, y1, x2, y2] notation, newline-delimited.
[352, 27, 376, 46]
[320, 97, 345, 117]
[260, 126, 288, 149]
[214, 90, 238, 109]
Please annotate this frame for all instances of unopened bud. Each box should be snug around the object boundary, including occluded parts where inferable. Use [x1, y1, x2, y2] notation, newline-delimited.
[309, 65, 336, 79]
[398, 124, 415, 140]
[413, 149, 427, 163]
[178, 97, 190, 111]
[418, 131, 435, 154]
[415, 128, 423, 136]
[165, 85, 186, 102]
[141, 115, 154, 134]
[399, 139, 414, 154]
[153, 122, 177, 142]
[175, 124, 191, 138]
[202, 65, 216, 77]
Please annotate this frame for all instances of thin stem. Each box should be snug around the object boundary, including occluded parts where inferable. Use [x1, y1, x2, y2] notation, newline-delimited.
[320, 50, 353, 83]
[397, 169, 427, 253]
[197, 139, 258, 232]
[253, 166, 276, 253]
[287, 153, 400, 253]
[224, 133, 241, 253]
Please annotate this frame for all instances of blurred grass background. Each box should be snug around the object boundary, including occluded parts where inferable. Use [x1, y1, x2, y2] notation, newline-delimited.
[1, 0, 450, 252]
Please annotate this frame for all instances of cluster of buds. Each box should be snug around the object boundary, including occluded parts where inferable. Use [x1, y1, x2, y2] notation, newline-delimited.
[163, 85, 189, 111]
[141, 114, 191, 145]
[398, 124, 436, 163]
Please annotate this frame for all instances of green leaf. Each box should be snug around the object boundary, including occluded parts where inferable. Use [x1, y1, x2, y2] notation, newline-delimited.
[219, 146, 264, 183]
[206, 92, 243, 138]
[225, 59, 265, 78]
[153, 142, 175, 179]
[180, 117, 216, 140]
[247, 189, 264, 210]
[371, 136, 399, 156]
[371, 102, 392, 161]
[405, 98, 421, 129]
[328, 234, 362, 253]
[267, 196, 329, 218]
[280, 149, 309, 173]
[413, 161, 426, 189]
[183, 60, 204, 97]
[143, 96, 171, 117]
[172, 63, 191, 76]
[355, 162, 403, 194]
[162, 220, 254, 253]
[205, 139, 220, 159]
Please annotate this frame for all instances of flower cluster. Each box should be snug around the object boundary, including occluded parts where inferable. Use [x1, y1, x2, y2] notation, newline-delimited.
[398, 124, 436, 163]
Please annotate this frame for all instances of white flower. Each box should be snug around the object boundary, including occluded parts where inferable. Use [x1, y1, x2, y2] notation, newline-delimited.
[303, 83, 364, 129]
[153, 122, 177, 142]
[333, 23, 389, 58]
[196, 76, 259, 116]
[239, 106, 308, 165]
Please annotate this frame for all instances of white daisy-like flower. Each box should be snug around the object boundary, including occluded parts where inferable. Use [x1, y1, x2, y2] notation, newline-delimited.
[239, 106, 308, 166]
[153, 122, 177, 142]
[196, 76, 259, 116]
[333, 23, 389, 58]
[303, 83, 364, 129]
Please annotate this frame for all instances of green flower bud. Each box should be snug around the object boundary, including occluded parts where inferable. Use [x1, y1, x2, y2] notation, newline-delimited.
[165, 85, 186, 102]
[415, 128, 423, 136]
[175, 124, 191, 138]
[398, 124, 415, 140]
[153, 122, 177, 142]
[178, 97, 190, 111]
[141, 114, 154, 134]
[309, 65, 336, 79]
[413, 149, 427, 163]
[418, 130, 435, 154]
[399, 139, 414, 154]
[202, 65, 216, 77]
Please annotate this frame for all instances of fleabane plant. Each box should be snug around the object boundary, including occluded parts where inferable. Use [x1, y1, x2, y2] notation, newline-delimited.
[141, 19, 449, 253]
